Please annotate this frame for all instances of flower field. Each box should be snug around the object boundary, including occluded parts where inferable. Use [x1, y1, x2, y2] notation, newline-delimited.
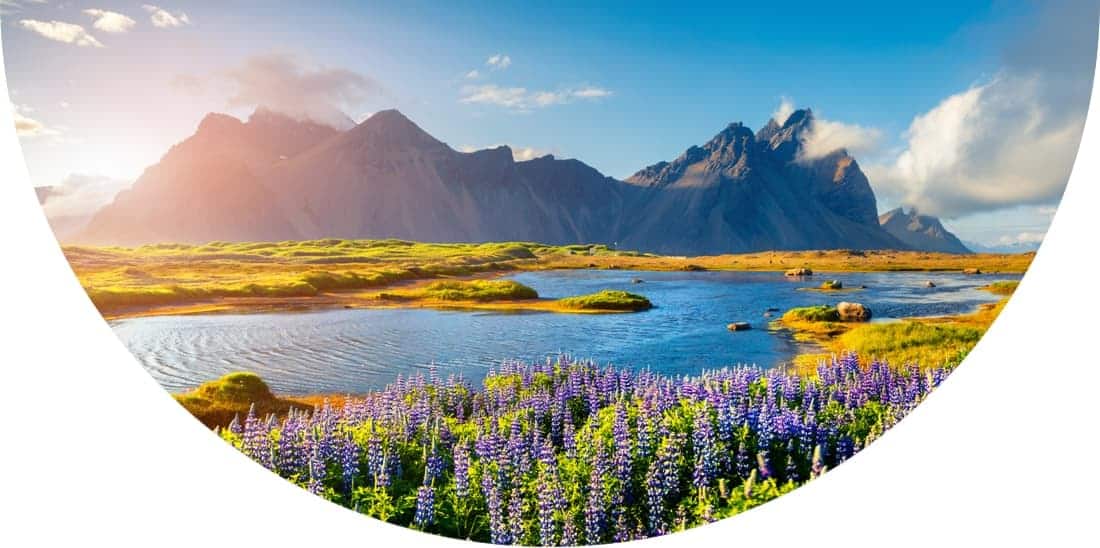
[221, 354, 949, 544]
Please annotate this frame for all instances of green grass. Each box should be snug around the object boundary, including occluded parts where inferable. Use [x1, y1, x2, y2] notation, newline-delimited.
[173, 372, 305, 428]
[376, 279, 539, 302]
[982, 280, 1020, 295]
[556, 290, 653, 311]
[66, 238, 1033, 317]
[835, 321, 984, 368]
[782, 305, 841, 322]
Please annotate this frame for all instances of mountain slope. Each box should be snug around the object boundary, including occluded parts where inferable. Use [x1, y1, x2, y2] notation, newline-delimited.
[879, 208, 972, 254]
[80, 110, 339, 245]
[76, 107, 914, 254]
[620, 110, 905, 254]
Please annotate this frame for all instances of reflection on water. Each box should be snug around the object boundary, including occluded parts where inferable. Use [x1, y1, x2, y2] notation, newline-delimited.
[111, 269, 1017, 394]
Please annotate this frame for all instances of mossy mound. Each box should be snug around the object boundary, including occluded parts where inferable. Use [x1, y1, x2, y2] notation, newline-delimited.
[175, 372, 303, 428]
[820, 280, 843, 290]
[556, 290, 653, 311]
[378, 279, 539, 302]
[781, 305, 841, 323]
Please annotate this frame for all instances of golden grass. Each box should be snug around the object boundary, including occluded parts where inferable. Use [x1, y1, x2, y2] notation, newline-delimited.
[174, 372, 310, 428]
[779, 284, 1014, 374]
[66, 239, 1032, 319]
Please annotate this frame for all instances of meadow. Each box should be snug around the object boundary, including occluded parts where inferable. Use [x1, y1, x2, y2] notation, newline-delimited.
[775, 282, 1016, 372]
[212, 353, 946, 544]
[63, 239, 1032, 318]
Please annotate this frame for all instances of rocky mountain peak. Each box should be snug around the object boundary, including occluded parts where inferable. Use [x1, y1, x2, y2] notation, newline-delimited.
[760, 108, 814, 162]
[349, 109, 445, 150]
[879, 207, 971, 254]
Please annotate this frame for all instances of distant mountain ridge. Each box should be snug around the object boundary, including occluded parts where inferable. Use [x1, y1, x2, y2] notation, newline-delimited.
[77, 107, 964, 254]
[879, 207, 972, 254]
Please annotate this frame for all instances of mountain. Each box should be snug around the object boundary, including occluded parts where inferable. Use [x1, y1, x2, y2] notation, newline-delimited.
[620, 109, 903, 254]
[879, 208, 971, 254]
[77, 107, 915, 254]
[80, 110, 340, 245]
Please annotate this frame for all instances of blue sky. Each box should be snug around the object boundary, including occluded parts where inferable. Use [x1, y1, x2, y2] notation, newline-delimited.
[3, 0, 1096, 247]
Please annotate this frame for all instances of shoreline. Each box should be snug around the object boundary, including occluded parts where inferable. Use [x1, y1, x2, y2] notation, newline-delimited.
[99, 262, 1025, 321]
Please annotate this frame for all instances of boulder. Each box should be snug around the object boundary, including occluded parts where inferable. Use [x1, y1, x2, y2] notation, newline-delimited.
[631, 278, 645, 284]
[785, 267, 813, 277]
[727, 322, 752, 331]
[963, 268, 982, 275]
[924, 281, 937, 288]
[820, 280, 843, 290]
[836, 301, 872, 322]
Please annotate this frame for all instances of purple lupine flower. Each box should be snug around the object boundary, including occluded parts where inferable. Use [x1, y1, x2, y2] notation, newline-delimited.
[307, 439, 326, 495]
[425, 445, 444, 484]
[692, 404, 717, 489]
[563, 410, 577, 459]
[340, 433, 359, 492]
[366, 434, 383, 485]
[414, 485, 435, 527]
[508, 487, 525, 544]
[453, 441, 470, 498]
[585, 445, 608, 544]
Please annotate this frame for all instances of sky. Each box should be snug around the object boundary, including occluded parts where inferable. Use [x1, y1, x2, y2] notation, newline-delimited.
[3, 0, 1097, 248]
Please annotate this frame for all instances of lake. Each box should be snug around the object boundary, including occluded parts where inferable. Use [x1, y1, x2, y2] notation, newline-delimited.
[111, 269, 1017, 394]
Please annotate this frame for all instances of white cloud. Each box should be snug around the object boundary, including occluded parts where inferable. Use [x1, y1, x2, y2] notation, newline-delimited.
[222, 53, 381, 129]
[83, 9, 136, 33]
[0, 0, 46, 15]
[865, 75, 1085, 218]
[18, 19, 104, 47]
[142, 4, 189, 28]
[460, 84, 612, 111]
[459, 144, 551, 161]
[36, 174, 131, 221]
[772, 97, 794, 125]
[799, 118, 882, 161]
[864, 1, 1092, 219]
[11, 103, 59, 137]
[486, 54, 512, 70]
[464, 69, 481, 79]
[998, 231, 1046, 246]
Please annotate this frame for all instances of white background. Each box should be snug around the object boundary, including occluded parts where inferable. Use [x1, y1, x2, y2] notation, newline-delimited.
[1, 28, 1097, 548]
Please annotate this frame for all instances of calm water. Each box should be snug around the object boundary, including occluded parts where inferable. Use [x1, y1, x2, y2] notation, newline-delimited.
[111, 270, 1017, 394]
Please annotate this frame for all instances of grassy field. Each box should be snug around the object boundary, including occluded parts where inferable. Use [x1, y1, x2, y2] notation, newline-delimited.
[365, 280, 652, 313]
[64, 239, 1032, 318]
[776, 287, 1010, 373]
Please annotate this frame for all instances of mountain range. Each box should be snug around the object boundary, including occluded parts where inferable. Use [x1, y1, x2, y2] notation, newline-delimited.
[72, 107, 969, 254]
[879, 207, 972, 254]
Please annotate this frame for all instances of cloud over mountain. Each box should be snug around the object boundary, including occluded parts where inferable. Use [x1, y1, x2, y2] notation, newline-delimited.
[223, 54, 381, 129]
[865, 1, 1095, 218]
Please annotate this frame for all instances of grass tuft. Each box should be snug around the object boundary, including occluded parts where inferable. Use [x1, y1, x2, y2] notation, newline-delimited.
[556, 290, 653, 311]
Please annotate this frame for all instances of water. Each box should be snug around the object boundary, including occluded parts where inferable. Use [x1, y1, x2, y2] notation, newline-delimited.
[111, 270, 1017, 394]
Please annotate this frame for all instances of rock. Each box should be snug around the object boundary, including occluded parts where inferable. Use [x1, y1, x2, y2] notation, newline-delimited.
[631, 278, 644, 284]
[820, 280, 843, 290]
[924, 281, 936, 288]
[587, 263, 598, 268]
[785, 267, 813, 277]
[837, 301, 872, 322]
[859, 285, 868, 289]
[727, 322, 752, 331]
[681, 264, 706, 272]
[963, 268, 982, 275]
[766, 307, 781, 312]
